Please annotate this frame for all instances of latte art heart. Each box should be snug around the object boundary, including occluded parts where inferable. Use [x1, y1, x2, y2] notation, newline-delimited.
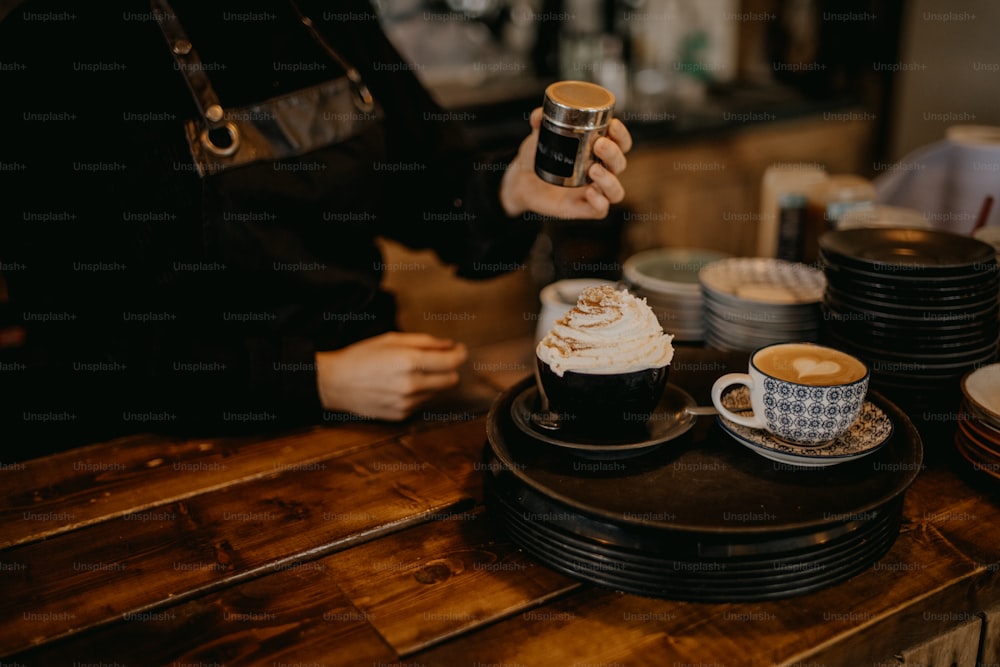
[793, 358, 842, 380]
[754, 343, 868, 386]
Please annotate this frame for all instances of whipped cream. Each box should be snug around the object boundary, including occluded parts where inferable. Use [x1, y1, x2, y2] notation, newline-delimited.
[536, 285, 674, 376]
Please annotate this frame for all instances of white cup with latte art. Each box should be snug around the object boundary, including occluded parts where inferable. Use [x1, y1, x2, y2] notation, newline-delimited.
[711, 342, 870, 445]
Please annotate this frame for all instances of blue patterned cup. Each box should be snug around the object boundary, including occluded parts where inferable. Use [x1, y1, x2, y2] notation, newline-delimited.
[711, 342, 870, 445]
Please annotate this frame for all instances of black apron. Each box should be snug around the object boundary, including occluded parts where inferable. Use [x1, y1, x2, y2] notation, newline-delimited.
[151, 0, 398, 345]
[139, 0, 402, 434]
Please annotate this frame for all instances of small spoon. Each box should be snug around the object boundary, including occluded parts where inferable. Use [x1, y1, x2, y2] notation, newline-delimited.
[531, 364, 562, 431]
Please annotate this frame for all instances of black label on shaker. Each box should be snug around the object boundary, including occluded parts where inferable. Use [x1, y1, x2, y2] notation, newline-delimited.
[535, 126, 579, 178]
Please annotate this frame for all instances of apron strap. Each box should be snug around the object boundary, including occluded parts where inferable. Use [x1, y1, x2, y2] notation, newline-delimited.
[290, 0, 375, 113]
[151, 0, 383, 176]
[151, 0, 227, 128]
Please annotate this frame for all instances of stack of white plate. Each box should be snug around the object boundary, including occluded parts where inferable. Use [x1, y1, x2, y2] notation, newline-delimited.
[622, 248, 730, 342]
[956, 363, 1000, 486]
[698, 257, 827, 352]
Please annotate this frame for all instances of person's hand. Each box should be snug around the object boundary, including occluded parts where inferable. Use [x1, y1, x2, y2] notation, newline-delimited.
[499, 107, 633, 220]
[314, 332, 468, 421]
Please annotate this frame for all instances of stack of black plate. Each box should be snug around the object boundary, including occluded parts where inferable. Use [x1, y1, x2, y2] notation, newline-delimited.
[819, 228, 1000, 416]
[485, 376, 923, 602]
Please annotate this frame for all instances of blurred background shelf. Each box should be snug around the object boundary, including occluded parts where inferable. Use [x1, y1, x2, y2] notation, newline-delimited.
[375, 0, 1000, 349]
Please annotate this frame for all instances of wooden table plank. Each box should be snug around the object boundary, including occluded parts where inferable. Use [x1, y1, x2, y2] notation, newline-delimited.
[324, 507, 581, 656]
[901, 455, 1000, 568]
[401, 415, 492, 504]
[983, 602, 1000, 665]
[0, 422, 401, 548]
[898, 615, 982, 666]
[810, 460, 999, 666]
[785, 530, 995, 666]
[5, 510, 578, 667]
[10, 559, 398, 667]
[4, 338, 1000, 665]
[466, 336, 535, 393]
[0, 347, 510, 551]
[413, 496, 989, 666]
[0, 439, 470, 657]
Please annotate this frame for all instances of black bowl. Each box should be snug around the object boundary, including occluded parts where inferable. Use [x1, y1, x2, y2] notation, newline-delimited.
[536, 358, 670, 435]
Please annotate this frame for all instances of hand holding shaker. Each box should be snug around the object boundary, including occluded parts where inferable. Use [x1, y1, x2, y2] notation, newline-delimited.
[711, 342, 870, 445]
[534, 81, 615, 187]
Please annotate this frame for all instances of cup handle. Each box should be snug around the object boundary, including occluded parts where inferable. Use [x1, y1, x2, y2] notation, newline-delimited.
[711, 373, 766, 429]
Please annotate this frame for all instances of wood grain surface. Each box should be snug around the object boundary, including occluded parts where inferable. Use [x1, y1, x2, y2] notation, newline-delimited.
[2, 339, 999, 667]
[0, 438, 469, 656]
[0, 423, 399, 548]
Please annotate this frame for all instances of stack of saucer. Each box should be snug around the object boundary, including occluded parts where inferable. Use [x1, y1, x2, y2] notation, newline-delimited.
[622, 247, 729, 342]
[973, 225, 1000, 299]
[956, 364, 1000, 484]
[819, 228, 999, 415]
[698, 258, 826, 352]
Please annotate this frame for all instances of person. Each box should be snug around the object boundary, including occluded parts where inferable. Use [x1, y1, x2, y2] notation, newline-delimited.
[0, 0, 632, 455]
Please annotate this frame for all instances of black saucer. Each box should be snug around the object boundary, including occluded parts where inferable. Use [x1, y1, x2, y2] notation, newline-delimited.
[510, 382, 707, 460]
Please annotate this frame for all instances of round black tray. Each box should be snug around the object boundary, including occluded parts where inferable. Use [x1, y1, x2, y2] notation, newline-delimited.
[484, 374, 923, 601]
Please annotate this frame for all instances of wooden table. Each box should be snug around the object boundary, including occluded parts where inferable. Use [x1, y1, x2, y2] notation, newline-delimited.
[2, 338, 999, 666]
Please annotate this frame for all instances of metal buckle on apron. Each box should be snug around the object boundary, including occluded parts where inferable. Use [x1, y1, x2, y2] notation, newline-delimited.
[293, 8, 376, 115]
[152, 0, 382, 177]
[201, 117, 240, 158]
[346, 68, 375, 114]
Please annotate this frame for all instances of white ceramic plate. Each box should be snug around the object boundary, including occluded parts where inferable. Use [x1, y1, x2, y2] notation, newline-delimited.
[962, 363, 1000, 427]
[699, 258, 826, 306]
[625, 247, 731, 295]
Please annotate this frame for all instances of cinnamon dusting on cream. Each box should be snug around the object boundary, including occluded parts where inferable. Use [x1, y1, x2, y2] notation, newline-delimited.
[536, 285, 674, 376]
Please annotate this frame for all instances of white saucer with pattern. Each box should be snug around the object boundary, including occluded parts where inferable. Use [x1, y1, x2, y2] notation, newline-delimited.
[716, 386, 893, 467]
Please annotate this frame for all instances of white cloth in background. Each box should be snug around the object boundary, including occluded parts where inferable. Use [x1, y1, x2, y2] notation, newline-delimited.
[875, 125, 1000, 235]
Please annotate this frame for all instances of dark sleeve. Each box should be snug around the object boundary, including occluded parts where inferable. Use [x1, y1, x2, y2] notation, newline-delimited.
[309, 0, 543, 280]
[0, 2, 388, 445]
